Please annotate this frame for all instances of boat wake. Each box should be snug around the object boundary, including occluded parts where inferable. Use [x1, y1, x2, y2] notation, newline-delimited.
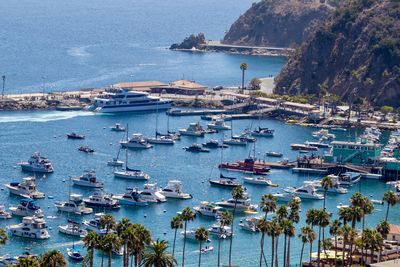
[67, 45, 92, 58]
[0, 111, 94, 123]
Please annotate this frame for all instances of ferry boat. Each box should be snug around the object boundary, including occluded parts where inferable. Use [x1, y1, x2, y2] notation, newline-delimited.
[193, 201, 223, 218]
[87, 89, 172, 113]
[250, 127, 274, 137]
[5, 177, 45, 199]
[110, 123, 126, 132]
[291, 144, 319, 151]
[243, 176, 277, 186]
[202, 140, 228, 149]
[207, 119, 231, 130]
[218, 157, 270, 175]
[59, 220, 88, 237]
[67, 132, 85, 139]
[216, 194, 258, 212]
[83, 191, 120, 209]
[9, 199, 43, 217]
[239, 217, 260, 232]
[8, 216, 50, 239]
[181, 230, 211, 242]
[209, 174, 241, 188]
[208, 223, 232, 239]
[120, 134, 152, 149]
[179, 123, 206, 137]
[184, 144, 210, 153]
[0, 206, 12, 219]
[160, 180, 192, 199]
[283, 184, 324, 200]
[113, 188, 149, 206]
[337, 172, 361, 186]
[72, 171, 104, 188]
[139, 183, 166, 203]
[18, 152, 53, 173]
[83, 213, 107, 234]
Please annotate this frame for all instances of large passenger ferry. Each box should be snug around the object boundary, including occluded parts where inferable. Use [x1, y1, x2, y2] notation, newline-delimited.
[87, 89, 172, 113]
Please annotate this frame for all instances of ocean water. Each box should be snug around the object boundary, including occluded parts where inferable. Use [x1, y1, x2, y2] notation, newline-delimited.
[0, 0, 285, 93]
[0, 110, 398, 266]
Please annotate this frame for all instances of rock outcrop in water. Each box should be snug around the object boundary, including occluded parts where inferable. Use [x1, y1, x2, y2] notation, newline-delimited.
[222, 0, 338, 47]
[275, 0, 400, 107]
[170, 33, 206, 50]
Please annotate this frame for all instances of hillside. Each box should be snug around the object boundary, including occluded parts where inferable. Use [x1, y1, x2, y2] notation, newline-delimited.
[275, 0, 400, 107]
[222, 0, 338, 47]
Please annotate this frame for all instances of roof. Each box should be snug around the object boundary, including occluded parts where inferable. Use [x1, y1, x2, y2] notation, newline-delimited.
[283, 101, 316, 110]
[169, 80, 208, 90]
[389, 224, 400, 235]
[112, 81, 167, 89]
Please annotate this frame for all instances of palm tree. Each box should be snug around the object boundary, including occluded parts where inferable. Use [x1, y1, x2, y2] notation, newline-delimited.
[356, 196, 374, 264]
[180, 207, 196, 267]
[383, 191, 398, 222]
[329, 219, 342, 266]
[281, 219, 295, 267]
[338, 206, 353, 225]
[100, 214, 116, 267]
[370, 230, 384, 264]
[299, 226, 315, 267]
[275, 205, 287, 266]
[321, 176, 333, 211]
[287, 198, 300, 267]
[195, 227, 209, 267]
[316, 209, 330, 267]
[228, 185, 244, 267]
[269, 219, 282, 267]
[218, 210, 232, 267]
[16, 256, 40, 267]
[128, 224, 152, 267]
[116, 218, 132, 267]
[306, 208, 319, 265]
[257, 218, 269, 267]
[338, 225, 354, 267]
[142, 239, 176, 267]
[376, 220, 390, 240]
[170, 216, 183, 259]
[102, 233, 121, 267]
[39, 250, 66, 267]
[83, 231, 99, 267]
[240, 63, 248, 89]
[260, 194, 277, 219]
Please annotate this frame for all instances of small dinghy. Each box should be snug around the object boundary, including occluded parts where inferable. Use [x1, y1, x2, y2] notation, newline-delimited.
[200, 246, 214, 253]
[67, 248, 84, 261]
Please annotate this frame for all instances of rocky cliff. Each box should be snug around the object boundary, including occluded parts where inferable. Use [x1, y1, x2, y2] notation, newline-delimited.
[275, 0, 400, 107]
[222, 0, 338, 47]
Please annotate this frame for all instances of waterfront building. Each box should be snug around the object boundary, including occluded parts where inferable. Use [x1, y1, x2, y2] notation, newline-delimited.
[150, 80, 207, 95]
[324, 140, 382, 165]
[111, 81, 168, 92]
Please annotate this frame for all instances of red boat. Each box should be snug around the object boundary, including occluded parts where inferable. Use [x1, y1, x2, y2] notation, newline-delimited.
[218, 157, 270, 175]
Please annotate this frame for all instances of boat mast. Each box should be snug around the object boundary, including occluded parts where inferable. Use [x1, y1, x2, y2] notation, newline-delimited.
[155, 103, 159, 138]
[125, 123, 129, 171]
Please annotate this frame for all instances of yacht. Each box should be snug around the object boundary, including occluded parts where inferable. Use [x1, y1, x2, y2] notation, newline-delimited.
[290, 144, 318, 151]
[113, 188, 149, 206]
[139, 183, 166, 203]
[110, 123, 126, 132]
[0, 205, 12, 219]
[232, 132, 256, 143]
[5, 177, 45, 199]
[179, 122, 206, 137]
[223, 138, 247, 146]
[160, 180, 192, 199]
[59, 220, 88, 237]
[181, 230, 211, 242]
[312, 129, 335, 140]
[216, 193, 258, 211]
[120, 134, 153, 149]
[55, 200, 93, 215]
[239, 217, 260, 232]
[72, 171, 104, 188]
[209, 174, 241, 188]
[114, 167, 150, 180]
[266, 151, 283, 157]
[272, 193, 301, 203]
[146, 135, 175, 145]
[202, 140, 228, 149]
[283, 184, 324, 200]
[208, 223, 232, 239]
[83, 191, 120, 209]
[193, 201, 223, 218]
[243, 176, 277, 186]
[9, 199, 43, 217]
[67, 247, 84, 261]
[184, 143, 210, 153]
[67, 132, 85, 139]
[337, 172, 361, 186]
[303, 179, 348, 194]
[304, 141, 331, 148]
[250, 127, 274, 137]
[87, 89, 172, 113]
[18, 152, 53, 173]
[83, 213, 108, 234]
[78, 145, 94, 153]
[207, 119, 231, 130]
[8, 216, 50, 239]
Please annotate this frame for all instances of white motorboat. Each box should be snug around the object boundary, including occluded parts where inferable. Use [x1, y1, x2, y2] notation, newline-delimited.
[223, 138, 247, 146]
[336, 203, 349, 210]
[266, 151, 283, 157]
[290, 144, 318, 151]
[160, 180, 192, 199]
[67, 247, 84, 261]
[113, 188, 149, 206]
[18, 152, 54, 173]
[146, 135, 175, 145]
[216, 193, 258, 211]
[107, 158, 124, 167]
[193, 201, 223, 218]
[312, 129, 335, 140]
[303, 179, 348, 194]
[8, 216, 50, 239]
[243, 176, 277, 186]
[114, 168, 150, 180]
[337, 172, 361, 186]
[207, 119, 231, 130]
[120, 134, 152, 149]
[272, 193, 301, 203]
[200, 246, 214, 253]
[72, 171, 104, 188]
[83, 191, 120, 209]
[111, 123, 126, 132]
[179, 122, 206, 137]
[139, 183, 166, 203]
[251, 127, 274, 137]
[283, 184, 324, 200]
[55, 201, 93, 215]
[0, 205, 11, 219]
[181, 230, 211, 242]
[59, 220, 88, 237]
[9, 199, 43, 217]
[5, 177, 45, 199]
[83, 213, 108, 234]
[208, 223, 232, 239]
[239, 217, 260, 232]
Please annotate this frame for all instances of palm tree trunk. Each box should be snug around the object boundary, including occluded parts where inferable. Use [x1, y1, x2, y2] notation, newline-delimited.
[89, 248, 94, 267]
[275, 236, 279, 267]
[198, 241, 202, 267]
[317, 225, 322, 267]
[287, 237, 291, 267]
[260, 232, 264, 267]
[173, 228, 177, 258]
[123, 243, 127, 267]
[283, 234, 287, 267]
[334, 236, 337, 267]
[182, 221, 187, 267]
[361, 216, 365, 265]
[101, 251, 105, 267]
[228, 203, 237, 267]
[108, 250, 112, 267]
[310, 226, 314, 267]
[241, 69, 245, 89]
[130, 254, 133, 267]
[300, 243, 305, 267]
[341, 240, 345, 267]
[218, 231, 222, 267]
[385, 204, 390, 222]
[271, 236, 275, 267]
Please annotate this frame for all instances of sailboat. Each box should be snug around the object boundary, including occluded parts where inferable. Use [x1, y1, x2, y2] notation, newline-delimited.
[107, 146, 124, 166]
[156, 114, 180, 140]
[114, 126, 150, 180]
[209, 147, 240, 187]
[66, 224, 84, 261]
[223, 120, 247, 146]
[147, 107, 175, 145]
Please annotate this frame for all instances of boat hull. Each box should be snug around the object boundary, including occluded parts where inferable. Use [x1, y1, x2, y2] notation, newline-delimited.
[95, 101, 172, 113]
[20, 164, 53, 173]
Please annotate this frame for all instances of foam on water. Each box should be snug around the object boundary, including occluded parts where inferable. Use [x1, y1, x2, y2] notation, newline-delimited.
[0, 111, 95, 123]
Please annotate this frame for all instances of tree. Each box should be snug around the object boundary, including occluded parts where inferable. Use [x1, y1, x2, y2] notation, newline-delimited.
[380, 105, 393, 120]
[170, 216, 183, 259]
[99, 214, 116, 267]
[39, 250, 66, 267]
[240, 63, 248, 89]
[180, 207, 196, 267]
[83, 231, 99, 267]
[329, 219, 342, 265]
[142, 239, 176, 267]
[0, 228, 7, 246]
[376, 220, 390, 240]
[218, 211, 232, 267]
[195, 227, 209, 267]
[116, 218, 132, 267]
[299, 226, 315, 267]
[281, 219, 295, 267]
[306, 208, 319, 265]
[339, 225, 355, 267]
[383, 191, 398, 222]
[259, 194, 277, 265]
[101, 233, 121, 267]
[338, 207, 353, 225]
[228, 185, 244, 266]
[316, 209, 330, 267]
[287, 198, 300, 266]
[16, 256, 40, 267]
[321, 176, 333, 211]
[127, 224, 151, 267]
[257, 218, 269, 267]
[249, 78, 261, 90]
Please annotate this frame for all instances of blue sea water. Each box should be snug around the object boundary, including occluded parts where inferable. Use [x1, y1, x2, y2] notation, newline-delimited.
[0, 110, 398, 266]
[0, 0, 285, 93]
